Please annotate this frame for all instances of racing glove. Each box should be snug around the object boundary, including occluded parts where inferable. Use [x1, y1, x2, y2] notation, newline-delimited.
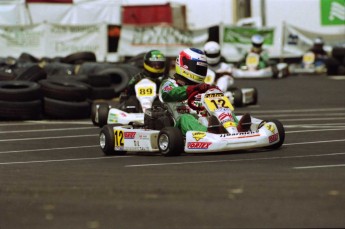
[186, 83, 217, 97]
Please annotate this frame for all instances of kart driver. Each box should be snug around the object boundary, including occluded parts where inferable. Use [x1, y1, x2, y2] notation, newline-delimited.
[309, 37, 328, 59]
[122, 49, 167, 96]
[240, 34, 270, 69]
[159, 47, 251, 135]
[203, 41, 234, 92]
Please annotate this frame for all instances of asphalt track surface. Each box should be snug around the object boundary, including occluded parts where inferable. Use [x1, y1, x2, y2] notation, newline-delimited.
[0, 74, 344, 229]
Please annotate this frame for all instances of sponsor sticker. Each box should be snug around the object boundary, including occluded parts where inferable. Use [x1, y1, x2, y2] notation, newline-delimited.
[124, 132, 136, 139]
[269, 133, 279, 143]
[187, 142, 212, 149]
[192, 132, 206, 141]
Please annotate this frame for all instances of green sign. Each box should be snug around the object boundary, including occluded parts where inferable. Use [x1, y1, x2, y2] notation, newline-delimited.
[321, 0, 345, 25]
[223, 26, 275, 45]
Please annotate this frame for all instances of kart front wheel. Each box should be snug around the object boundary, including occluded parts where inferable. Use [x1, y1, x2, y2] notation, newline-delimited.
[265, 119, 285, 149]
[158, 127, 184, 156]
[98, 104, 109, 127]
[100, 124, 126, 156]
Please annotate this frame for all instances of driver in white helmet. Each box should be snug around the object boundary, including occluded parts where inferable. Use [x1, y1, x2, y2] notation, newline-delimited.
[240, 34, 270, 69]
[203, 41, 234, 92]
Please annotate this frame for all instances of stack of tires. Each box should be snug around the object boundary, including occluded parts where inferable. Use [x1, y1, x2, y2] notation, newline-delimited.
[0, 81, 43, 120]
[39, 78, 91, 119]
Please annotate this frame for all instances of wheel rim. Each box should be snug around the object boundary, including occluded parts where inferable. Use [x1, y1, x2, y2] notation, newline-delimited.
[100, 132, 106, 149]
[159, 134, 169, 151]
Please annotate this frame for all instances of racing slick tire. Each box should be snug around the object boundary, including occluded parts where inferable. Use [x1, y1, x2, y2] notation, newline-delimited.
[98, 103, 110, 127]
[265, 119, 285, 150]
[0, 81, 42, 102]
[91, 101, 108, 126]
[158, 127, 184, 157]
[251, 87, 258, 105]
[100, 124, 127, 156]
[231, 88, 243, 107]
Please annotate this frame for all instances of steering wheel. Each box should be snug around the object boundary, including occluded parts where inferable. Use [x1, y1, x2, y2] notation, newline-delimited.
[187, 90, 204, 111]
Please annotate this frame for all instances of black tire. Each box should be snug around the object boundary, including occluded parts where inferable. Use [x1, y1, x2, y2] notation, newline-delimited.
[43, 97, 90, 119]
[97, 68, 130, 94]
[0, 70, 16, 81]
[61, 51, 97, 64]
[91, 101, 108, 126]
[251, 87, 258, 105]
[0, 100, 42, 120]
[0, 81, 42, 101]
[15, 65, 47, 82]
[98, 104, 110, 127]
[89, 86, 116, 100]
[232, 88, 243, 107]
[265, 119, 285, 149]
[39, 79, 90, 102]
[87, 73, 112, 87]
[158, 127, 184, 156]
[99, 124, 127, 156]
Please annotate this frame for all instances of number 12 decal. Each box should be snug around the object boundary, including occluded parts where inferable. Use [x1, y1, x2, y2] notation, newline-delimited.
[114, 130, 124, 147]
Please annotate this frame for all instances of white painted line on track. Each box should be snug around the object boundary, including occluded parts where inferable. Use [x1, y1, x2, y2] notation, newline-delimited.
[261, 112, 345, 118]
[293, 164, 345, 169]
[0, 145, 99, 154]
[0, 134, 98, 142]
[0, 156, 132, 166]
[247, 107, 345, 114]
[125, 152, 345, 168]
[286, 128, 345, 133]
[280, 117, 345, 122]
[284, 139, 345, 146]
[0, 127, 97, 134]
[0, 120, 92, 127]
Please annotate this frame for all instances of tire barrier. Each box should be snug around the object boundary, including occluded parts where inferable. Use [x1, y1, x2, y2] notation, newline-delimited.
[0, 81, 43, 120]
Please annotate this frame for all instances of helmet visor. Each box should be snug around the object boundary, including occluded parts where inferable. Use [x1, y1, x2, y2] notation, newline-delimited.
[205, 51, 220, 58]
[182, 56, 208, 76]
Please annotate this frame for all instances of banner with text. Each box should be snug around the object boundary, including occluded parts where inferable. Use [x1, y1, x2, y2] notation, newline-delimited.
[0, 23, 107, 60]
[221, 25, 275, 62]
[283, 22, 345, 55]
[118, 25, 208, 57]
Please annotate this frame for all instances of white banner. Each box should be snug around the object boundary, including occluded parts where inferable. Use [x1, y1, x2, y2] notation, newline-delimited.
[118, 25, 208, 57]
[283, 22, 345, 55]
[0, 23, 107, 60]
[46, 23, 107, 60]
[0, 23, 46, 57]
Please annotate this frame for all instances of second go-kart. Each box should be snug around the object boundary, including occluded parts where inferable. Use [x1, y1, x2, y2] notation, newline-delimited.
[205, 69, 258, 107]
[91, 78, 160, 127]
[289, 51, 327, 75]
[232, 52, 289, 79]
[99, 88, 285, 156]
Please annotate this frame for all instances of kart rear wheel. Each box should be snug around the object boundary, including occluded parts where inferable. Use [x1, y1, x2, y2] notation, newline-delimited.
[99, 124, 126, 156]
[158, 127, 184, 157]
[98, 104, 109, 127]
[232, 88, 243, 107]
[265, 119, 285, 149]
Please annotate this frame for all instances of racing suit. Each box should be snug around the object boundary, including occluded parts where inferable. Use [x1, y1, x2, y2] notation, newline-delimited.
[159, 76, 240, 135]
[125, 71, 162, 96]
[206, 62, 234, 92]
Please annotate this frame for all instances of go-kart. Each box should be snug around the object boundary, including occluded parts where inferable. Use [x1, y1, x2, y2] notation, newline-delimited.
[232, 52, 289, 79]
[289, 51, 327, 75]
[91, 78, 160, 127]
[205, 69, 258, 107]
[99, 88, 285, 156]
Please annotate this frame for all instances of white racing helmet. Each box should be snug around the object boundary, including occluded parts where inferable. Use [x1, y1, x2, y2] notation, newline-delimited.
[251, 34, 264, 48]
[204, 41, 221, 65]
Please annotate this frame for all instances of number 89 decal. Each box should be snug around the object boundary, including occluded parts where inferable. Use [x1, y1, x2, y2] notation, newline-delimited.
[137, 86, 154, 96]
[114, 130, 124, 147]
